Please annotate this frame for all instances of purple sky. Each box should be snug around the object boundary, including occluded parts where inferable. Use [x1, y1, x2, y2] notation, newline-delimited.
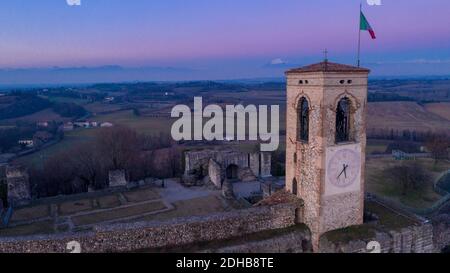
[0, 0, 450, 83]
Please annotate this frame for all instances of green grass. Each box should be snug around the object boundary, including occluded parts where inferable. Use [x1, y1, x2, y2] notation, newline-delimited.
[14, 128, 98, 168]
[93, 110, 173, 136]
[41, 96, 90, 105]
[10, 205, 50, 223]
[97, 194, 122, 209]
[123, 188, 160, 203]
[136, 195, 227, 222]
[365, 201, 416, 230]
[323, 201, 417, 244]
[365, 158, 450, 209]
[323, 225, 376, 244]
[58, 198, 94, 216]
[72, 201, 167, 226]
[0, 220, 54, 237]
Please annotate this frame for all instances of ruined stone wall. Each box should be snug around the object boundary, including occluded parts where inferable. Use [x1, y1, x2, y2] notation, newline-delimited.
[260, 153, 272, 177]
[108, 170, 127, 187]
[185, 150, 217, 174]
[208, 159, 222, 188]
[319, 224, 434, 253]
[6, 166, 31, 206]
[249, 153, 260, 177]
[184, 149, 270, 188]
[432, 214, 450, 252]
[0, 203, 297, 253]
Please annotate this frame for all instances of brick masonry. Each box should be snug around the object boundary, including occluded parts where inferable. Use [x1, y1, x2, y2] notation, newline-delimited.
[319, 224, 435, 253]
[285, 64, 369, 250]
[0, 198, 443, 253]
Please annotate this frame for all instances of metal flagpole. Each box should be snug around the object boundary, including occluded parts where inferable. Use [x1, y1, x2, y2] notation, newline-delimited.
[357, 2, 362, 67]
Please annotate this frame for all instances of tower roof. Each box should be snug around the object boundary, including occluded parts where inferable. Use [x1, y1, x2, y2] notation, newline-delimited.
[285, 61, 370, 74]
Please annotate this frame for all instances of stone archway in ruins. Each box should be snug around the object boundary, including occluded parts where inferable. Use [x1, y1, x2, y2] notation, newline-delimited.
[226, 164, 239, 181]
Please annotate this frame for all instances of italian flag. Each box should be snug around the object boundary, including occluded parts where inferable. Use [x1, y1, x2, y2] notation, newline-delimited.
[360, 11, 376, 39]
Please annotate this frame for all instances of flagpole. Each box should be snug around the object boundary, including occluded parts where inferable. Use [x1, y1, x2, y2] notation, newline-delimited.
[357, 3, 362, 67]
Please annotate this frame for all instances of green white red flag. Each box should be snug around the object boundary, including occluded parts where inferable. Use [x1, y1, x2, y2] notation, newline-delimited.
[360, 11, 376, 39]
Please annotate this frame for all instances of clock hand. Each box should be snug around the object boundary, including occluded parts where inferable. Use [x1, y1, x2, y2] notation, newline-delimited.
[337, 167, 345, 179]
[343, 164, 348, 178]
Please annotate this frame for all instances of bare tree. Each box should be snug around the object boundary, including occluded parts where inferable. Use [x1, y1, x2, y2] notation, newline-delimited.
[386, 161, 430, 196]
[70, 144, 107, 190]
[426, 134, 450, 164]
[96, 126, 141, 171]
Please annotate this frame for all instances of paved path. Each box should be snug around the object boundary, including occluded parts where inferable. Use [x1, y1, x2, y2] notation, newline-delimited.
[232, 181, 261, 199]
[157, 179, 219, 203]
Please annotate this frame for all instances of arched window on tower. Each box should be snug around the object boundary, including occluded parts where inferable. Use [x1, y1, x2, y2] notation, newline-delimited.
[297, 97, 309, 142]
[336, 97, 351, 143]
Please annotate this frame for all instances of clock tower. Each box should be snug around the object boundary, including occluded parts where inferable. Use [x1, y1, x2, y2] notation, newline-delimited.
[285, 61, 370, 250]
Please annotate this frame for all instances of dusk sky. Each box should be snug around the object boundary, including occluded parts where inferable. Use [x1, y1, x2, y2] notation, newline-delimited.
[1, 0, 450, 84]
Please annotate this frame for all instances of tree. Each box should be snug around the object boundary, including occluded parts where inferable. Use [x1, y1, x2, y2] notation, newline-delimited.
[425, 134, 450, 164]
[96, 126, 141, 171]
[69, 144, 107, 190]
[386, 161, 430, 196]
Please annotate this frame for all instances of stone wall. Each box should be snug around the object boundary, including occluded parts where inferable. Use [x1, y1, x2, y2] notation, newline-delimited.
[208, 159, 222, 188]
[319, 223, 434, 253]
[109, 170, 127, 187]
[185, 150, 217, 174]
[432, 214, 450, 252]
[260, 152, 272, 177]
[201, 228, 311, 253]
[6, 166, 31, 207]
[0, 203, 297, 253]
[249, 153, 260, 177]
[184, 148, 271, 188]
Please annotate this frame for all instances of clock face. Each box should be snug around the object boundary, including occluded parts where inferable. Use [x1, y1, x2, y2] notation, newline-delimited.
[327, 148, 360, 188]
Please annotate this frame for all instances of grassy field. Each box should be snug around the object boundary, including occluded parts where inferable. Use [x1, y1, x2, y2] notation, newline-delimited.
[365, 157, 450, 209]
[0, 220, 54, 237]
[84, 102, 126, 114]
[136, 195, 227, 222]
[424, 102, 450, 121]
[93, 110, 173, 135]
[40, 96, 90, 106]
[367, 101, 450, 134]
[366, 139, 393, 154]
[10, 204, 50, 223]
[1, 108, 70, 125]
[14, 127, 99, 168]
[72, 201, 167, 226]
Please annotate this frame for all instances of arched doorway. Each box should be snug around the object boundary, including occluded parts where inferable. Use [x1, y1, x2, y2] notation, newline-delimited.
[226, 164, 239, 181]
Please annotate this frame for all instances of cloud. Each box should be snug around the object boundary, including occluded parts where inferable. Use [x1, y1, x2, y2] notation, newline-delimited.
[66, 0, 81, 6]
[371, 59, 450, 65]
[270, 58, 287, 65]
[366, 0, 382, 6]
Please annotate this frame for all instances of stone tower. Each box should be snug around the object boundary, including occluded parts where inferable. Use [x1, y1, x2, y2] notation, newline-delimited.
[285, 61, 369, 249]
